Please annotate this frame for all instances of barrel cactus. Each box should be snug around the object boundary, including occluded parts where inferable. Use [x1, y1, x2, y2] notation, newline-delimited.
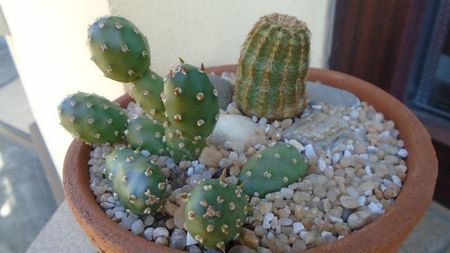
[184, 178, 248, 251]
[58, 92, 128, 144]
[88, 16, 150, 82]
[128, 70, 166, 122]
[235, 13, 311, 120]
[239, 143, 308, 196]
[106, 148, 168, 215]
[125, 115, 167, 155]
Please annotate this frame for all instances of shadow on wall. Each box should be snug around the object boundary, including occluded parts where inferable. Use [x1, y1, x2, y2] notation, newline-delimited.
[0, 127, 57, 253]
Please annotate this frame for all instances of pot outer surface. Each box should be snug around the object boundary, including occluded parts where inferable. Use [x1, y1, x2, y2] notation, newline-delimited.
[63, 65, 438, 253]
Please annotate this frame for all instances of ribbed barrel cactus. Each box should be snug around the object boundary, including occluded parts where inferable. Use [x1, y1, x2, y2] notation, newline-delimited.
[88, 16, 150, 82]
[235, 13, 311, 120]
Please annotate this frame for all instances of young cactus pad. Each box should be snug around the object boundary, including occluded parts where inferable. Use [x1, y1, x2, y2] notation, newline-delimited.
[164, 126, 206, 163]
[184, 178, 249, 251]
[239, 143, 307, 196]
[162, 60, 220, 139]
[88, 16, 150, 82]
[129, 70, 166, 122]
[125, 115, 167, 155]
[235, 13, 311, 120]
[106, 148, 167, 215]
[58, 92, 128, 144]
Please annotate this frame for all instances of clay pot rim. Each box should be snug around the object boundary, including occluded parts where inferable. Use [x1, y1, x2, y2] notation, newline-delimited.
[63, 66, 438, 253]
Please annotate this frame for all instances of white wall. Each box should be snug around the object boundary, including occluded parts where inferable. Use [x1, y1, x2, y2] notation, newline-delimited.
[0, 0, 119, 178]
[109, 0, 335, 75]
[1, 0, 334, 179]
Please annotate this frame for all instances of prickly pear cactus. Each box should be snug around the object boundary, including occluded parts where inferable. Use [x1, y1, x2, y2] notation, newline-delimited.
[164, 127, 206, 163]
[235, 13, 311, 120]
[106, 148, 168, 215]
[128, 70, 166, 122]
[162, 59, 220, 140]
[58, 92, 128, 144]
[184, 178, 248, 251]
[88, 16, 150, 82]
[125, 115, 167, 155]
[239, 143, 308, 196]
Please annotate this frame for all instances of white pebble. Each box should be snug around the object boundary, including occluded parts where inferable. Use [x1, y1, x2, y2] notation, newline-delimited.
[186, 232, 198, 246]
[252, 116, 258, 122]
[367, 145, 378, 153]
[329, 216, 343, 224]
[299, 231, 308, 241]
[382, 179, 393, 187]
[292, 222, 305, 234]
[343, 115, 350, 121]
[131, 220, 144, 235]
[187, 167, 194, 176]
[280, 188, 294, 199]
[321, 231, 333, 238]
[364, 166, 373, 175]
[304, 144, 316, 160]
[368, 202, 385, 214]
[346, 144, 354, 151]
[267, 232, 275, 240]
[397, 148, 408, 158]
[288, 139, 305, 152]
[318, 158, 327, 172]
[392, 175, 402, 187]
[312, 104, 322, 110]
[278, 218, 293, 226]
[351, 109, 359, 119]
[347, 187, 359, 198]
[332, 153, 341, 164]
[343, 150, 352, 157]
[152, 227, 169, 239]
[144, 227, 154, 240]
[263, 213, 275, 229]
[357, 196, 367, 206]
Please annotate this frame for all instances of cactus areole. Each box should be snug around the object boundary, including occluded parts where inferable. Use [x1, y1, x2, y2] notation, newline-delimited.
[235, 13, 311, 120]
[88, 16, 150, 82]
[184, 178, 249, 250]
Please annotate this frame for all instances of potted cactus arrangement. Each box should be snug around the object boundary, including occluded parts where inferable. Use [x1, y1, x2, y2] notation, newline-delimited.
[62, 13, 437, 253]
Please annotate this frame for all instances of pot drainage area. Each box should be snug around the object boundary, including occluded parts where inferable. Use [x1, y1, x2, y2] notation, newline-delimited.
[0, 36, 57, 253]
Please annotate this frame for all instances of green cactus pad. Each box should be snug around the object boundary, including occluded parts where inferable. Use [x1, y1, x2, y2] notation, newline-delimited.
[129, 70, 166, 122]
[125, 115, 167, 155]
[184, 178, 249, 250]
[162, 61, 219, 139]
[239, 143, 308, 196]
[235, 13, 311, 120]
[88, 16, 150, 82]
[106, 148, 167, 215]
[58, 92, 128, 144]
[164, 126, 206, 163]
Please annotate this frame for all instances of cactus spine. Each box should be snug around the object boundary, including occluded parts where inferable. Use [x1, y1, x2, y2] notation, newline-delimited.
[129, 70, 166, 122]
[162, 60, 220, 162]
[106, 148, 168, 215]
[235, 13, 311, 120]
[58, 92, 128, 144]
[88, 16, 150, 82]
[239, 143, 307, 196]
[184, 178, 248, 251]
[125, 115, 167, 155]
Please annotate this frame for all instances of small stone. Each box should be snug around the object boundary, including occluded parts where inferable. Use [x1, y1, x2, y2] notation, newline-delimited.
[259, 201, 273, 214]
[164, 200, 179, 216]
[131, 219, 144, 234]
[397, 148, 408, 158]
[153, 227, 169, 239]
[263, 213, 274, 229]
[306, 81, 360, 107]
[187, 245, 202, 253]
[368, 202, 385, 215]
[165, 218, 175, 230]
[334, 223, 350, 236]
[293, 191, 311, 204]
[304, 144, 317, 160]
[340, 195, 360, 209]
[291, 239, 307, 251]
[278, 217, 293, 226]
[280, 118, 293, 129]
[240, 228, 259, 249]
[186, 233, 198, 247]
[144, 215, 155, 226]
[280, 188, 294, 199]
[347, 209, 372, 229]
[170, 228, 187, 249]
[383, 183, 400, 199]
[293, 222, 305, 234]
[257, 246, 272, 253]
[144, 227, 154, 240]
[229, 245, 253, 253]
[287, 139, 305, 152]
[119, 213, 136, 230]
[179, 161, 192, 170]
[155, 236, 169, 246]
[199, 147, 222, 167]
[208, 74, 234, 109]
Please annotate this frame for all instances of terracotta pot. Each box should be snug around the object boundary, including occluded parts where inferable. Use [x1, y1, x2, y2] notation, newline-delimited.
[63, 66, 438, 253]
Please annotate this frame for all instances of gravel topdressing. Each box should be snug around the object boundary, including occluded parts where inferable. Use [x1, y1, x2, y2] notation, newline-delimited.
[88, 73, 408, 253]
